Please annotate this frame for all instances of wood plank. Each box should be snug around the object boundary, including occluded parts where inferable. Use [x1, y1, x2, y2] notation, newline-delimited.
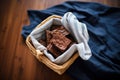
[0, 0, 120, 80]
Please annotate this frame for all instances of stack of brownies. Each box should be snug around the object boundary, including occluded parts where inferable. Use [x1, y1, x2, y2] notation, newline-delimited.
[39, 26, 75, 58]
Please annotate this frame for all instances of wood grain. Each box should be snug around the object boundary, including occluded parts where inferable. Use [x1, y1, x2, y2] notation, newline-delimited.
[0, 0, 120, 80]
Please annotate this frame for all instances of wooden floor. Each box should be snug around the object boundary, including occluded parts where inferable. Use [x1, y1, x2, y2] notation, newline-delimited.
[0, 0, 119, 80]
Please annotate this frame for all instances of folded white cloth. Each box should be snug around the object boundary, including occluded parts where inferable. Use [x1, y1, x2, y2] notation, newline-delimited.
[30, 12, 92, 64]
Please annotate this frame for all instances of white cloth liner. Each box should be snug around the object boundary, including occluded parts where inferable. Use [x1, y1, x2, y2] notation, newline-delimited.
[30, 12, 92, 64]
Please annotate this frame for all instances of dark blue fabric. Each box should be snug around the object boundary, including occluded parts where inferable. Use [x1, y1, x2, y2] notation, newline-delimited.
[21, 1, 120, 80]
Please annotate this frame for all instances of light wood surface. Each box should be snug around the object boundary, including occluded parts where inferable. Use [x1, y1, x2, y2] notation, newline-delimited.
[0, 0, 120, 80]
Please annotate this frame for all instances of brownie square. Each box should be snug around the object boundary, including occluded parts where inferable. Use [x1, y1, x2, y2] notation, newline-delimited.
[47, 43, 62, 58]
[52, 26, 69, 36]
[46, 30, 52, 44]
[52, 32, 71, 52]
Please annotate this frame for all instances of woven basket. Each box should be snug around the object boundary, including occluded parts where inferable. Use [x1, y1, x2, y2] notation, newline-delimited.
[26, 15, 79, 75]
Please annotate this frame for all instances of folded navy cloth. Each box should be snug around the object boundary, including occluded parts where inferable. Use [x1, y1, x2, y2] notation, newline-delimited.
[21, 1, 120, 80]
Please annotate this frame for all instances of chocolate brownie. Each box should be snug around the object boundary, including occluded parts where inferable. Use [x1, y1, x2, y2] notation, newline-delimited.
[39, 39, 47, 47]
[52, 26, 69, 36]
[52, 31, 71, 52]
[46, 30, 52, 44]
[47, 43, 62, 58]
[39, 25, 75, 58]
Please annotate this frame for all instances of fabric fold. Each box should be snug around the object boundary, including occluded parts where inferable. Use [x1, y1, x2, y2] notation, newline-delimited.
[61, 12, 92, 60]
